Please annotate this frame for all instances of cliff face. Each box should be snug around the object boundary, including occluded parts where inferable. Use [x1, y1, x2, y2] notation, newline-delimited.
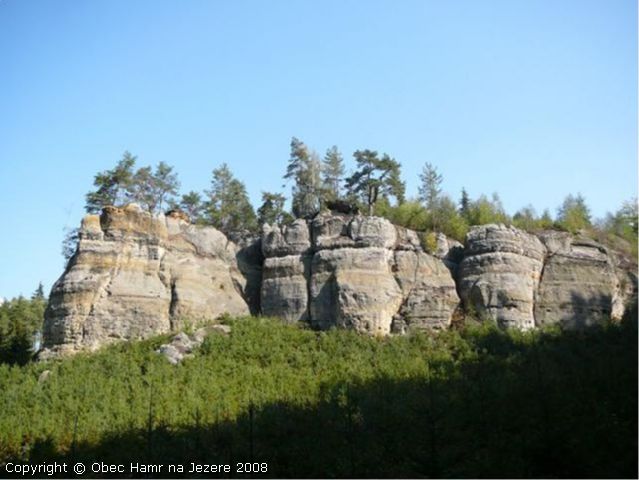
[261, 214, 460, 335]
[42, 207, 637, 357]
[42, 205, 251, 358]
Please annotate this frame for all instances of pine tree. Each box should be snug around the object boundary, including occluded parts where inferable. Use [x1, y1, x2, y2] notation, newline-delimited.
[459, 188, 471, 220]
[556, 194, 591, 233]
[345, 150, 405, 216]
[257, 192, 291, 226]
[205, 164, 257, 234]
[129, 162, 180, 214]
[418, 163, 443, 212]
[85, 151, 137, 213]
[322, 146, 345, 202]
[513, 205, 538, 231]
[174, 191, 205, 223]
[31, 283, 45, 301]
[61, 227, 80, 264]
[284, 137, 322, 219]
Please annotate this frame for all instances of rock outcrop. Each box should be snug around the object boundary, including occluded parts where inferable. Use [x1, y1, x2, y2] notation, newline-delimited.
[458, 225, 635, 330]
[42, 205, 251, 358]
[458, 225, 546, 330]
[534, 232, 622, 328]
[261, 212, 460, 335]
[42, 207, 636, 358]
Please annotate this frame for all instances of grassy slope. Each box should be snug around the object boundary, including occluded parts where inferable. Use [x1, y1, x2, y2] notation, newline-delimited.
[0, 317, 636, 478]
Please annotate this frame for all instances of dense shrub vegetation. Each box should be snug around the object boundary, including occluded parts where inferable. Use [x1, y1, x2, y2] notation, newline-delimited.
[0, 317, 636, 478]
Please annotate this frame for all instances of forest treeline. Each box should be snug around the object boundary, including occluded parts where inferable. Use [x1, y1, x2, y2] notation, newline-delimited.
[0, 317, 636, 478]
[70, 137, 637, 256]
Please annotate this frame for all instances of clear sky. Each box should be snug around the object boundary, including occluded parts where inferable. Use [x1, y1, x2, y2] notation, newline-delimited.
[0, 0, 636, 299]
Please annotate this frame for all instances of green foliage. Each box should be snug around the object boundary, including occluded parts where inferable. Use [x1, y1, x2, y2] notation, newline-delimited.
[0, 288, 46, 365]
[420, 231, 438, 254]
[321, 146, 345, 202]
[172, 191, 205, 223]
[466, 193, 510, 226]
[257, 192, 292, 227]
[85, 152, 179, 215]
[85, 151, 137, 213]
[128, 161, 180, 214]
[418, 162, 443, 212]
[431, 195, 469, 241]
[459, 187, 471, 220]
[0, 317, 635, 477]
[61, 227, 79, 264]
[556, 193, 591, 233]
[381, 200, 428, 231]
[600, 198, 638, 244]
[512, 204, 538, 231]
[345, 149, 405, 216]
[378, 197, 468, 242]
[284, 137, 323, 219]
[205, 163, 257, 234]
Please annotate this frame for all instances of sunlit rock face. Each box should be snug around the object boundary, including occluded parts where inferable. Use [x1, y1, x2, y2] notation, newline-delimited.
[457, 225, 635, 330]
[43, 207, 636, 358]
[42, 205, 251, 358]
[457, 224, 546, 330]
[261, 212, 460, 335]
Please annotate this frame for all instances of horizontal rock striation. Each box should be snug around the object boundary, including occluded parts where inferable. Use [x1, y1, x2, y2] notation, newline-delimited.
[42, 207, 636, 357]
[458, 225, 635, 330]
[261, 212, 460, 335]
[534, 232, 622, 328]
[457, 225, 546, 330]
[42, 205, 251, 358]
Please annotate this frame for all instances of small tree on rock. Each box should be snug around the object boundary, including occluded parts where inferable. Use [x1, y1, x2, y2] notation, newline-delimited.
[205, 163, 257, 234]
[284, 137, 323, 219]
[322, 146, 345, 202]
[85, 151, 136, 213]
[257, 192, 292, 227]
[556, 194, 591, 233]
[345, 149, 405, 216]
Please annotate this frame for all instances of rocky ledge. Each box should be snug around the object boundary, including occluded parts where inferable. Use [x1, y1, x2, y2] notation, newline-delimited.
[41, 206, 637, 357]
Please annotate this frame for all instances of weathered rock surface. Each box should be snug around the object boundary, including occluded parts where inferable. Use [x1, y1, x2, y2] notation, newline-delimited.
[458, 224, 546, 330]
[534, 232, 620, 328]
[262, 213, 460, 334]
[42, 205, 251, 358]
[43, 208, 637, 358]
[458, 225, 635, 330]
[392, 250, 460, 333]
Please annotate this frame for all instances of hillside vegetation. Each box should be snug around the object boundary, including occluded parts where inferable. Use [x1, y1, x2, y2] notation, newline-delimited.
[1, 316, 636, 478]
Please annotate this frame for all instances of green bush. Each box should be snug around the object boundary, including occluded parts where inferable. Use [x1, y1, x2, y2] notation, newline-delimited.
[0, 316, 636, 477]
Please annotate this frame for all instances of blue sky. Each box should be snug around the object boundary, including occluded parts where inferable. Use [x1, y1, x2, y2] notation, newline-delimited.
[0, 0, 636, 299]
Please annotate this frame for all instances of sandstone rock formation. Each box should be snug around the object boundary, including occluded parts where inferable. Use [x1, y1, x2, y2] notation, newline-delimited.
[457, 224, 546, 330]
[42, 207, 637, 358]
[42, 205, 251, 358]
[534, 232, 623, 328]
[458, 224, 635, 330]
[262, 212, 460, 335]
